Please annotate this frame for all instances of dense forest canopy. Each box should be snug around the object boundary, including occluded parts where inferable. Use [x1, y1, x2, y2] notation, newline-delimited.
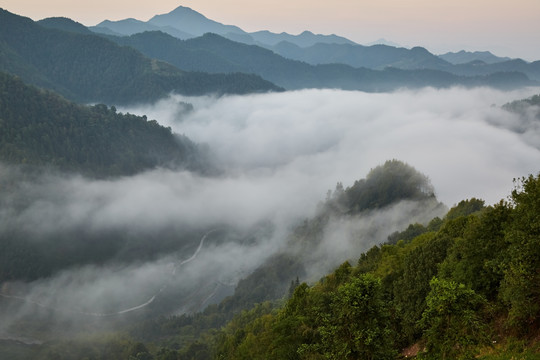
[0, 71, 204, 176]
[212, 174, 540, 360]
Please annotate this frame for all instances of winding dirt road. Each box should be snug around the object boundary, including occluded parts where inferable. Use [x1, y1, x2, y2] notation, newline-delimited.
[0, 229, 219, 317]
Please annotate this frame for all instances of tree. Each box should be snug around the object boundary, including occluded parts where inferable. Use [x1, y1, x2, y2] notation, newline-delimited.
[500, 175, 540, 331]
[419, 278, 489, 360]
[439, 202, 512, 300]
[318, 274, 396, 360]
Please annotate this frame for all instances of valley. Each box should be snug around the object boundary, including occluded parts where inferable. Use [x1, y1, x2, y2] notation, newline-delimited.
[0, 3, 540, 359]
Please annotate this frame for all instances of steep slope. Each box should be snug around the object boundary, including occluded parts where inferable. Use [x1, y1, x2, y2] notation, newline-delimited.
[212, 174, 540, 360]
[0, 71, 202, 176]
[0, 9, 281, 105]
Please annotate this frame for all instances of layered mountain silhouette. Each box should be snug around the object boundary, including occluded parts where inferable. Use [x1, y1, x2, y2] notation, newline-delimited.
[92, 5, 355, 49]
[0, 9, 281, 105]
[439, 50, 511, 65]
[88, 5, 540, 84]
[268, 42, 451, 70]
[105, 30, 536, 91]
[1, 5, 538, 105]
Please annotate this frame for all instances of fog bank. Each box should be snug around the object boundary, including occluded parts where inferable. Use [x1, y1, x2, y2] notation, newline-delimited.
[127, 86, 540, 207]
[2, 86, 540, 338]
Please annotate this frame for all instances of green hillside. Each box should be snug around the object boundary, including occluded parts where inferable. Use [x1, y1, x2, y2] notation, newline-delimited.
[214, 174, 540, 359]
[0, 71, 202, 176]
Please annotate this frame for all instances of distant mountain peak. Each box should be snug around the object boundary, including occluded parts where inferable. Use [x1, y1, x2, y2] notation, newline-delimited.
[439, 50, 512, 65]
[366, 38, 402, 48]
[38, 16, 93, 35]
[147, 5, 244, 36]
[155, 5, 209, 20]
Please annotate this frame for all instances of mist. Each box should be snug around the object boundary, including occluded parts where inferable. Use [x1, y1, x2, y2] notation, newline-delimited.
[128, 86, 540, 207]
[2, 86, 540, 339]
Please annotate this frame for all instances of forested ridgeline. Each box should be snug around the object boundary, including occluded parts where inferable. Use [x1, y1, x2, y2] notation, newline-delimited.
[213, 174, 540, 360]
[0, 71, 207, 177]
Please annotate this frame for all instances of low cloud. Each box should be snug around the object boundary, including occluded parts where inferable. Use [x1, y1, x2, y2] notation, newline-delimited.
[127, 86, 540, 206]
[2, 86, 540, 338]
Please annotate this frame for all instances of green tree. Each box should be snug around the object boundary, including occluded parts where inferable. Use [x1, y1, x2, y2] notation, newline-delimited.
[317, 274, 396, 360]
[500, 175, 540, 331]
[419, 278, 489, 360]
[439, 202, 512, 300]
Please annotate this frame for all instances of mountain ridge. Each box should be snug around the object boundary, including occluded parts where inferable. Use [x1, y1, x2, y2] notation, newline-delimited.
[0, 9, 282, 105]
[107, 30, 536, 91]
[92, 5, 357, 49]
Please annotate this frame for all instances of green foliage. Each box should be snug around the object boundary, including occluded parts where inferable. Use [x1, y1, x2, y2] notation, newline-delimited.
[502, 94, 540, 119]
[387, 222, 429, 244]
[478, 338, 540, 360]
[445, 198, 486, 221]
[392, 232, 452, 343]
[0, 71, 202, 177]
[341, 159, 436, 213]
[0, 333, 141, 360]
[225, 254, 305, 313]
[317, 274, 396, 360]
[500, 175, 540, 331]
[419, 278, 490, 360]
[207, 170, 540, 359]
[439, 202, 512, 300]
[2, 156, 539, 359]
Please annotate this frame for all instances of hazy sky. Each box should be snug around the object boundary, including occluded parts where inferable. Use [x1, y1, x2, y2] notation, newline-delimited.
[1, 0, 539, 60]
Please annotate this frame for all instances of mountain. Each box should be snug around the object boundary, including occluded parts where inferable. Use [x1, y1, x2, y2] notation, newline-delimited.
[91, 5, 539, 82]
[446, 58, 540, 82]
[0, 71, 203, 177]
[249, 29, 355, 48]
[0, 9, 281, 105]
[366, 38, 402, 47]
[37, 17, 93, 35]
[270, 42, 451, 70]
[439, 50, 512, 64]
[148, 5, 245, 37]
[109, 31, 536, 91]
[91, 18, 194, 39]
[93, 5, 358, 49]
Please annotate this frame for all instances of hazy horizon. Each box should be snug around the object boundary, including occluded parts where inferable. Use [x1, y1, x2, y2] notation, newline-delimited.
[1, 0, 539, 61]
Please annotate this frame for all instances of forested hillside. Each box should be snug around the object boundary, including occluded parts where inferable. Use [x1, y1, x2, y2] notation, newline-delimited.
[0, 72, 204, 176]
[0, 9, 281, 105]
[214, 175, 540, 359]
[3, 164, 539, 359]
